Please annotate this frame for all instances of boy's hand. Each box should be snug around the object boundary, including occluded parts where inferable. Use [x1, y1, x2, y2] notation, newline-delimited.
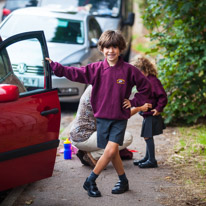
[151, 109, 160, 116]
[123, 99, 131, 109]
[45, 57, 52, 63]
[141, 103, 152, 112]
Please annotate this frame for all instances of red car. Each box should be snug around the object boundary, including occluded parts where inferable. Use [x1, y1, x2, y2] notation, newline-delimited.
[0, 31, 61, 192]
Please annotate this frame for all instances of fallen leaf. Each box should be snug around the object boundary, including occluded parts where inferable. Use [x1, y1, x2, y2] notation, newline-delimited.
[25, 200, 33, 205]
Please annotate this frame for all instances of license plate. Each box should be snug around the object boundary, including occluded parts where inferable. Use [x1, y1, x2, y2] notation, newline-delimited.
[19, 77, 39, 87]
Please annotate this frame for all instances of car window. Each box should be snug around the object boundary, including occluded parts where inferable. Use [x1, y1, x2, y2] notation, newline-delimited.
[0, 48, 27, 93]
[121, 0, 133, 19]
[51, 20, 84, 44]
[4, 38, 45, 91]
[0, 49, 10, 80]
[88, 18, 102, 40]
[38, 0, 121, 17]
[0, 32, 50, 93]
[5, 0, 38, 9]
[85, 0, 120, 17]
[1, 15, 84, 45]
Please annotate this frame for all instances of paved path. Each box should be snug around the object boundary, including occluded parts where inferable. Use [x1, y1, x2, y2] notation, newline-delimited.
[6, 114, 175, 206]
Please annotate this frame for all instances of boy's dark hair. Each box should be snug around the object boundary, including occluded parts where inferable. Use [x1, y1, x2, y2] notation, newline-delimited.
[98, 30, 126, 52]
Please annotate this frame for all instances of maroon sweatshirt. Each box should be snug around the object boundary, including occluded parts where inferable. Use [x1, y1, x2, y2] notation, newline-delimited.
[50, 57, 151, 120]
[142, 75, 167, 117]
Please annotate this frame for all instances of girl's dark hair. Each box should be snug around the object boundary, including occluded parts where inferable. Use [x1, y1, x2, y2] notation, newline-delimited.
[98, 30, 126, 52]
[131, 56, 158, 76]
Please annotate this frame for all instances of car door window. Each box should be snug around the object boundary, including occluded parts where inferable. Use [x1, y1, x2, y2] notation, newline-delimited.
[6, 38, 44, 91]
[0, 32, 51, 94]
[0, 49, 11, 79]
[0, 47, 27, 93]
[88, 18, 102, 40]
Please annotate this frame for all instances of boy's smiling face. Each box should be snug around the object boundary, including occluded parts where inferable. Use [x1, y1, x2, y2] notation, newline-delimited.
[102, 46, 120, 66]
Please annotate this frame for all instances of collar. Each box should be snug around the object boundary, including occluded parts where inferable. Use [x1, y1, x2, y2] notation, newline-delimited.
[102, 56, 124, 70]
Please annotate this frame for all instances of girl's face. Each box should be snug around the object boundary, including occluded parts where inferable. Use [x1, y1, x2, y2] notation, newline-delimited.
[102, 46, 120, 66]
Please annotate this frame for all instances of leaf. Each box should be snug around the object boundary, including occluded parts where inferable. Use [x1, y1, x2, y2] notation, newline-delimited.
[25, 200, 33, 205]
[181, 2, 193, 13]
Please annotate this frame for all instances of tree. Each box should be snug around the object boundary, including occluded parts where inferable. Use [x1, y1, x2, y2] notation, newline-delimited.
[138, 0, 206, 124]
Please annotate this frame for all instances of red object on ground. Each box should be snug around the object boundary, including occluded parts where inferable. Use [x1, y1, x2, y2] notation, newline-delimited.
[128, 149, 138, 153]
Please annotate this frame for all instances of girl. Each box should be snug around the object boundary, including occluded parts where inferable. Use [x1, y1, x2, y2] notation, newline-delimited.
[131, 57, 168, 168]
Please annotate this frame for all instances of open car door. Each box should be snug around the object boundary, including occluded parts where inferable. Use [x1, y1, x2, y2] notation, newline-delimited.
[0, 31, 61, 191]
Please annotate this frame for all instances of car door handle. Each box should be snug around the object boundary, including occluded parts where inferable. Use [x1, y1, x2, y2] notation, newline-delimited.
[41, 108, 59, 116]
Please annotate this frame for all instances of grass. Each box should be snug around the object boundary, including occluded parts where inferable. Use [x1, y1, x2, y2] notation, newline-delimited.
[169, 124, 206, 201]
[60, 128, 64, 134]
[178, 125, 206, 158]
[59, 127, 68, 141]
[168, 124, 206, 205]
[60, 136, 67, 141]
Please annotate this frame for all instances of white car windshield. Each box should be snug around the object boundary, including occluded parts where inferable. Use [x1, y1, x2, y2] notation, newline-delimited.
[1, 15, 84, 44]
[39, 0, 121, 17]
[5, 0, 38, 9]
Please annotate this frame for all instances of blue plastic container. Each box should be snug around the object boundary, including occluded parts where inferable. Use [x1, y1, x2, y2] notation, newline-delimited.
[64, 139, 72, 160]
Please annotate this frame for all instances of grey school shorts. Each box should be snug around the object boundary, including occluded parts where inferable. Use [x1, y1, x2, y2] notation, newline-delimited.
[96, 118, 128, 149]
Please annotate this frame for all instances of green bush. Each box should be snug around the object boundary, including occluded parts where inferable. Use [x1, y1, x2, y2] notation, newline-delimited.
[138, 0, 206, 124]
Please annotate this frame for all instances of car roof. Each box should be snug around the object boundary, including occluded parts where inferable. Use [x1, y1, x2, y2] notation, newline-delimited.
[9, 7, 91, 21]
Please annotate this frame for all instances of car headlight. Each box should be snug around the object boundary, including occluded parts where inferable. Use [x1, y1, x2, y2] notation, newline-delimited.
[58, 87, 79, 96]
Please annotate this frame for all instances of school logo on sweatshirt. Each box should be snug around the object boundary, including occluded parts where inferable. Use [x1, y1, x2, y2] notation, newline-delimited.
[116, 79, 125, 84]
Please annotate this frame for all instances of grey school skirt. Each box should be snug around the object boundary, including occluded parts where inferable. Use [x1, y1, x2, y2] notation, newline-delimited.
[141, 115, 166, 138]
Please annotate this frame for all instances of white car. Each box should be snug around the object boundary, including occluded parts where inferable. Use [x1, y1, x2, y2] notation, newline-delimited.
[38, 0, 135, 61]
[0, 7, 104, 102]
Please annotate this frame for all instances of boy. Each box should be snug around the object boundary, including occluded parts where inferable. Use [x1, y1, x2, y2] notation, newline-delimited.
[69, 85, 134, 167]
[46, 30, 151, 197]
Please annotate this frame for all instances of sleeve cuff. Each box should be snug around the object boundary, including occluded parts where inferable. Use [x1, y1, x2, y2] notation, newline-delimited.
[155, 106, 163, 113]
[130, 99, 136, 107]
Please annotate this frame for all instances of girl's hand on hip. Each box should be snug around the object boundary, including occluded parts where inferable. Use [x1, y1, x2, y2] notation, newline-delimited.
[141, 103, 152, 112]
[151, 109, 160, 116]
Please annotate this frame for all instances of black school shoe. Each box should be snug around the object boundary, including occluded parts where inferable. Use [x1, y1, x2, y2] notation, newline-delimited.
[76, 150, 90, 166]
[138, 160, 158, 168]
[83, 178, 101, 197]
[133, 158, 148, 166]
[111, 180, 129, 194]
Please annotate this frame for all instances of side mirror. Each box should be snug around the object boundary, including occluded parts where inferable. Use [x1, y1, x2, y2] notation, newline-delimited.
[0, 84, 19, 103]
[90, 38, 98, 48]
[123, 12, 135, 26]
